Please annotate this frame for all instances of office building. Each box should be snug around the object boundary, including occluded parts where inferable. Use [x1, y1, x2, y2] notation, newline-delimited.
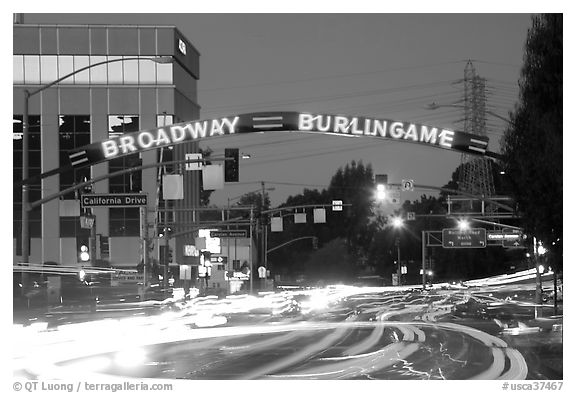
[13, 22, 201, 268]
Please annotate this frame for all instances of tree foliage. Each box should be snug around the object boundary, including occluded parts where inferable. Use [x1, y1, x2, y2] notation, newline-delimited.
[501, 14, 562, 270]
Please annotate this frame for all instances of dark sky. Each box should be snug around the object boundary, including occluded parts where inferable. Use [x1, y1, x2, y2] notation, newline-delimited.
[21, 13, 533, 207]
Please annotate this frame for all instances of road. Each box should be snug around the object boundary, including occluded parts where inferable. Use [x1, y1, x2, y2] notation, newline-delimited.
[13, 273, 562, 380]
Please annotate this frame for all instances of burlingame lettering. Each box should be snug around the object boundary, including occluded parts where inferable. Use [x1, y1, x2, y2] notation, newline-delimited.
[298, 113, 454, 148]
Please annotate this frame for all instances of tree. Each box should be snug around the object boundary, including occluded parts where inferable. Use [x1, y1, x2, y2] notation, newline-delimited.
[501, 14, 562, 271]
[326, 160, 377, 258]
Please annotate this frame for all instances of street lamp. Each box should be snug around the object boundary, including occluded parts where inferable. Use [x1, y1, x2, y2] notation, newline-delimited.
[457, 218, 470, 231]
[391, 216, 404, 286]
[19, 56, 173, 274]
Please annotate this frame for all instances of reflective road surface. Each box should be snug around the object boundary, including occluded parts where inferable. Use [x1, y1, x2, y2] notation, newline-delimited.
[13, 270, 562, 380]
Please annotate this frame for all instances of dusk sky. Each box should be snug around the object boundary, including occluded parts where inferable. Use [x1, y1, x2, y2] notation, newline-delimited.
[19, 12, 534, 207]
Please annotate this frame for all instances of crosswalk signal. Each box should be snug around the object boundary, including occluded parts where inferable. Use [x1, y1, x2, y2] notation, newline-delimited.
[224, 148, 239, 182]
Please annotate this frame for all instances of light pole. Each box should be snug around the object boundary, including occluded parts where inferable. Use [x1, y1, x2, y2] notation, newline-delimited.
[391, 216, 404, 286]
[19, 56, 173, 281]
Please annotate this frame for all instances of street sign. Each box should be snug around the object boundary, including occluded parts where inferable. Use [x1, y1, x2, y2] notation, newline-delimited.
[442, 228, 486, 248]
[209, 229, 247, 238]
[487, 229, 524, 248]
[81, 193, 148, 208]
[185, 153, 202, 170]
[210, 256, 228, 263]
[332, 200, 343, 211]
[503, 229, 525, 248]
[387, 185, 401, 204]
[401, 179, 414, 191]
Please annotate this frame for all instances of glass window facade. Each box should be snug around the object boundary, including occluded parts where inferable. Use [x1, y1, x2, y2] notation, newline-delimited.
[13, 55, 173, 85]
[108, 115, 142, 237]
[58, 115, 91, 197]
[156, 114, 175, 211]
[58, 115, 92, 237]
[13, 115, 42, 248]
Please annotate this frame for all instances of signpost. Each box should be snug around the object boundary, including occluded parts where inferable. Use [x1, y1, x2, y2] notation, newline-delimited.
[442, 228, 486, 248]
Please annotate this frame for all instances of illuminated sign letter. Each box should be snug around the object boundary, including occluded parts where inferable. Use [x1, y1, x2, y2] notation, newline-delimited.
[222, 117, 239, 134]
[350, 118, 363, 135]
[210, 120, 224, 136]
[155, 129, 171, 146]
[404, 124, 418, 141]
[298, 114, 315, 131]
[317, 115, 331, 132]
[439, 129, 454, 148]
[182, 121, 208, 139]
[119, 135, 137, 154]
[363, 119, 371, 135]
[334, 116, 349, 133]
[390, 122, 404, 139]
[420, 126, 438, 144]
[138, 131, 155, 149]
[372, 120, 387, 137]
[102, 140, 119, 158]
[169, 126, 186, 143]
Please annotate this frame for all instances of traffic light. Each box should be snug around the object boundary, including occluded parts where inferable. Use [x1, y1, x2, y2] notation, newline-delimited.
[375, 174, 388, 200]
[224, 148, 239, 182]
[79, 244, 90, 262]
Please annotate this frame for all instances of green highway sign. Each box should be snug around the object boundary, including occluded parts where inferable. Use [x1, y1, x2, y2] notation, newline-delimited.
[442, 228, 486, 248]
[487, 229, 524, 248]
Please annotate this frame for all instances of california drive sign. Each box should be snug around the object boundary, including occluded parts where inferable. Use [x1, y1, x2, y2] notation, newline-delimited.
[69, 112, 492, 168]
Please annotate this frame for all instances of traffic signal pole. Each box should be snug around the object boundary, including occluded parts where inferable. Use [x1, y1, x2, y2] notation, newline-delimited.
[422, 231, 426, 289]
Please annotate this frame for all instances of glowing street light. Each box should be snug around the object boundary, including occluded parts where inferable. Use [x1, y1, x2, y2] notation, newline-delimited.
[391, 216, 404, 228]
[457, 219, 470, 231]
[376, 185, 386, 201]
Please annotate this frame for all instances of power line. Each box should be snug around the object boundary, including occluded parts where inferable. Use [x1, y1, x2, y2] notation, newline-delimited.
[198, 60, 469, 93]
[200, 80, 458, 114]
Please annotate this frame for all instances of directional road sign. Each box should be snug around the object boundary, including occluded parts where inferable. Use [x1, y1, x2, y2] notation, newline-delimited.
[487, 229, 524, 248]
[442, 228, 486, 248]
[209, 230, 247, 238]
[387, 185, 402, 204]
[81, 193, 147, 208]
[502, 229, 524, 248]
[332, 200, 343, 211]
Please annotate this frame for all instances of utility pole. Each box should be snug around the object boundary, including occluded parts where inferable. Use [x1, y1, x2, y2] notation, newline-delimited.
[421, 231, 426, 289]
[249, 206, 254, 294]
[396, 237, 401, 285]
[164, 198, 169, 290]
[262, 181, 269, 270]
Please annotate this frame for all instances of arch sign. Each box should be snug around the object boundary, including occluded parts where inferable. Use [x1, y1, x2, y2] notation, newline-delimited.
[68, 111, 493, 168]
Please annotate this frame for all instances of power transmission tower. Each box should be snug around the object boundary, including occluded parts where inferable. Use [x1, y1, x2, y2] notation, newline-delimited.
[457, 61, 495, 208]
